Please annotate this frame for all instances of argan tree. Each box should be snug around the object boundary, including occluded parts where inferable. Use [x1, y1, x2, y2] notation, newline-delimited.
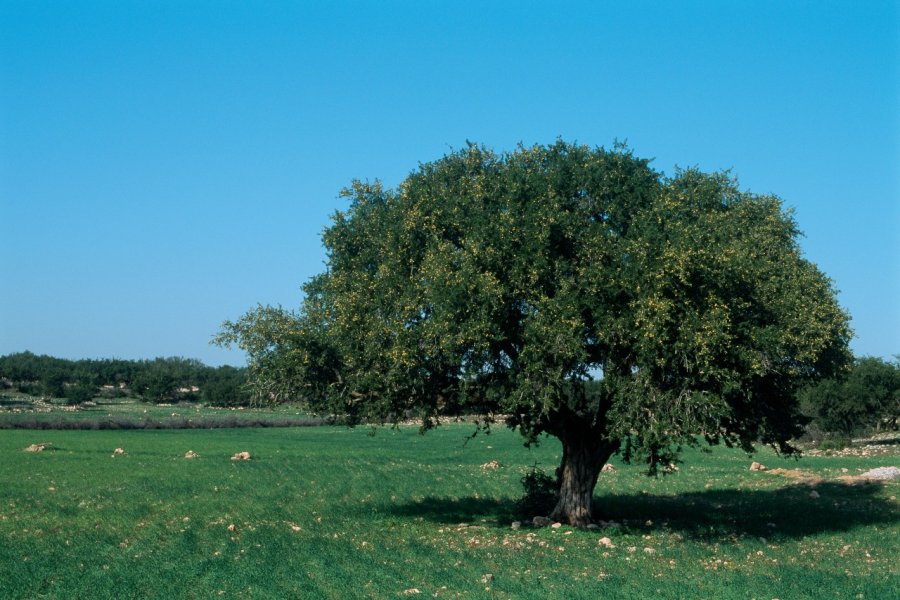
[217, 142, 851, 526]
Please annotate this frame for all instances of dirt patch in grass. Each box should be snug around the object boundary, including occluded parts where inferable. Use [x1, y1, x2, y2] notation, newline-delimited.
[765, 468, 826, 485]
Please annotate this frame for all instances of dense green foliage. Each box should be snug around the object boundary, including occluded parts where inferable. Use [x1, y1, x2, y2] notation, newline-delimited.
[801, 356, 899, 437]
[0, 352, 251, 406]
[218, 141, 851, 524]
[0, 425, 896, 599]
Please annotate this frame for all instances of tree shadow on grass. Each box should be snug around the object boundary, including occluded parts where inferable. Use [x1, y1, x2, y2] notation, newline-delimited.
[387, 480, 899, 541]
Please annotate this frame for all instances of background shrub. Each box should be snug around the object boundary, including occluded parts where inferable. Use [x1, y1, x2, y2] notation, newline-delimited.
[516, 465, 558, 519]
[801, 356, 899, 439]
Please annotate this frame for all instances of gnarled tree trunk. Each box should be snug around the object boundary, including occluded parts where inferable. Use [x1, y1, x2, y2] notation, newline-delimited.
[550, 430, 619, 527]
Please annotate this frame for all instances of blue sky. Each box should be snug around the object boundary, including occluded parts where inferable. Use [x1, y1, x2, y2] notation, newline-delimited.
[1, 1, 897, 366]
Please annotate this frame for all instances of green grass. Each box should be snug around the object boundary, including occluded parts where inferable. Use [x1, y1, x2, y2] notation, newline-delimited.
[0, 394, 316, 428]
[0, 425, 897, 599]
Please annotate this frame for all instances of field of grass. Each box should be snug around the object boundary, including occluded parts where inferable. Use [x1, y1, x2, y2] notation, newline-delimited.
[0, 394, 318, 428]
[1, 423, 897, 599]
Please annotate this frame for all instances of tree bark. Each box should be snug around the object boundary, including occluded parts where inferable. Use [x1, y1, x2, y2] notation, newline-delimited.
[550, 431, 618, 527]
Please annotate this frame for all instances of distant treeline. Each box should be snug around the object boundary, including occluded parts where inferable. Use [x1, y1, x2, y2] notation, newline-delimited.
[0, 351, 251, 406]
[799, 356, 899, 440]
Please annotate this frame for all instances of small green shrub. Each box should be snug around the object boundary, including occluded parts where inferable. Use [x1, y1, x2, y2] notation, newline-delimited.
[65, 383, 96, 406]
[819, 436, 852, 451]
[516, 464, 558, 518]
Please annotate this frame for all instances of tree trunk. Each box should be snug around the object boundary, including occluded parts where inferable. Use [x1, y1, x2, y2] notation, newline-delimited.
[550, 432, 618, 527]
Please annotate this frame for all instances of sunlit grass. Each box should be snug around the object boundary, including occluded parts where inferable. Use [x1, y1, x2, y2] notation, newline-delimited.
[1, 425, 897, 599]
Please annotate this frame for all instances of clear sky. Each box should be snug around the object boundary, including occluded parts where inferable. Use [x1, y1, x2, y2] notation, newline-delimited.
[1, 1, 898, 366]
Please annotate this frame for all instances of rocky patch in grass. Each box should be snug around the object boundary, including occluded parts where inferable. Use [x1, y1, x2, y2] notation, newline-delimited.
[22, 442, 51, 452]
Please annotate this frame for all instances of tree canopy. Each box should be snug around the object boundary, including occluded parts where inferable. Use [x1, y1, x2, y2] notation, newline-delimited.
[801, 356, 899, 437]
[0, 352, 251, 406]
[217, 141, 851, 525]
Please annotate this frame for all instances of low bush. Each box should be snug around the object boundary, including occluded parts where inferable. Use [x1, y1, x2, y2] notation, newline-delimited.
[516, 464, 558, 518]
[818, 436, 853, 451]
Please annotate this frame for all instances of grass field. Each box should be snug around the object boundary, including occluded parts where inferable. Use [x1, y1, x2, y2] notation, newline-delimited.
[0, 394, 318, 428]
[1, 423, 897, 599]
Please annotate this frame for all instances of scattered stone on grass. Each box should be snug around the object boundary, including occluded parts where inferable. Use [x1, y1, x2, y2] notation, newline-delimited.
[859, 466, 900, 481]
[480, 460, 501, 469]
[598, 537, 615, 548]
[766, 468, 825, 485]
[480, 574, 493, 584]
[231, 451, 252, 461]
[24, 443, 50, 452]
[532, 516, 551, 528]
[601, 463, 616, 473]
[750, 461, 767, 471]
[809, 490, 820, 499]
[112, 448, 125, 457]
[402, 588, 421, 595]
[510, 521, 521, 530]
[804, 437, 897, 457]
[184, 450, 199, 459]
[551, 522, 562, 529]
[597, 519, 621, 529]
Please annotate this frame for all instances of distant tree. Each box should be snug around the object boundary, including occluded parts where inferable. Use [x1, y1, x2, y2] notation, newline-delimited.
[41, 370, 67, 399]
[0, 352, 237, 405]
[802, 356, 899, 436]
[0, 351, 42, 382]
[132, 362, 178, 403]
[201, 366, 251, 406]
[63, 369, 98, 405]
[0, 351, 69, 395]
[130, 357, 207, 402]
[65, 382, 96, 405]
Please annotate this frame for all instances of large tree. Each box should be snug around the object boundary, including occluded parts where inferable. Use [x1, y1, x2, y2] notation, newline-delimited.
[217, 142, 851, 526]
